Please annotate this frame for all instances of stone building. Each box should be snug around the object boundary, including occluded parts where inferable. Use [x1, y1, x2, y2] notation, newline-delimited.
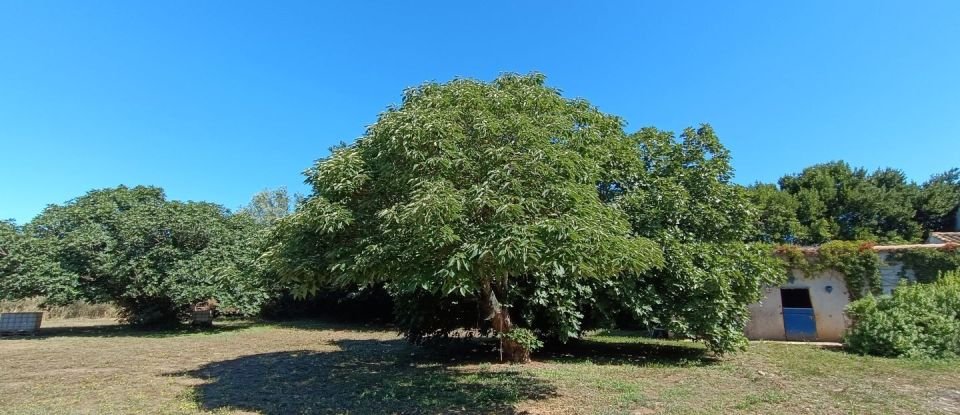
[744, 244, 947, 342]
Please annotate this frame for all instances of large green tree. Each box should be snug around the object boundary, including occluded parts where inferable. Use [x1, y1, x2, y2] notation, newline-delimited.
[266, 74, 784, 360]
[266, 74, 662, 361]
[23, 186, 272, 325]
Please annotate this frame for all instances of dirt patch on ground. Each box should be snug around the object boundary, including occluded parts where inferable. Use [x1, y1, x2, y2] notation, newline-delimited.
[932, 389, 960, 414]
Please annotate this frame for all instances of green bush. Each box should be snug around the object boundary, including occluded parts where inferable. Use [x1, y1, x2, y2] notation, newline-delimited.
[844, 270, 960, 358]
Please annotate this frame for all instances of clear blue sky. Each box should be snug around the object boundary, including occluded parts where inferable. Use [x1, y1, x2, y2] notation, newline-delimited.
[2, 1, 958, 224]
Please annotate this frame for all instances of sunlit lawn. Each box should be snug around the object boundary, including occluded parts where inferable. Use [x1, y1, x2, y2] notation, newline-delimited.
[1, 319, 958, 414]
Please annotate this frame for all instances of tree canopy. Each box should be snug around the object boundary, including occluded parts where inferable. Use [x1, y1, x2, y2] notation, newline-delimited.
[749, 162, 960, 245]
[0, 220, 76, 303]
[242, 187, 299, 225]
[604, 126, 784, 352]
[266, 74, 663, 361]
[916, 168, 960, 233]
[16, 185, 273, 325]
[265, 74, 784, 360]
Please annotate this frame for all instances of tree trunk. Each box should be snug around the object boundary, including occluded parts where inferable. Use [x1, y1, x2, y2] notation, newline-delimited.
[480, 279, 531, 363]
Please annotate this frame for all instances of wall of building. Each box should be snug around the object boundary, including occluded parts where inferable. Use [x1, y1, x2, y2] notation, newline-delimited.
[878, 252, 914, 294]
[746, 254, 914, 342]
[745, 269, 851, 342]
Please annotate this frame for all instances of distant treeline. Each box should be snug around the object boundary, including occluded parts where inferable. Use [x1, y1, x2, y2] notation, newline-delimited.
[748, 162, 959, 245]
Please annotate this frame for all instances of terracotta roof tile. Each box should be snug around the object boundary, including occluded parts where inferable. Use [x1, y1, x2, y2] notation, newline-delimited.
[930, 232, 960, 244]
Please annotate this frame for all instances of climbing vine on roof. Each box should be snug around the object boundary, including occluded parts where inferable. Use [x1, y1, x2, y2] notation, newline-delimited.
[818, 241, 882, 299]
[774, 244, 816, 276]
[892, 243, 960, 283]
[775, 241, 882, 300]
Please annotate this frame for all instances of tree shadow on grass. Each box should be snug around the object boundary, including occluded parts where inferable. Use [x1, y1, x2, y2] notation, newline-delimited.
[1, 321, 258, 340]
[3, 318, 392, 341]
[268, 318, 397, 333]
[539, 334, 716, 367]
[176, 339, 557, 414]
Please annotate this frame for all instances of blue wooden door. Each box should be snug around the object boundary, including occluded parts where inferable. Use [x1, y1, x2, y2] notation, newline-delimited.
[782, 307, 817, 340]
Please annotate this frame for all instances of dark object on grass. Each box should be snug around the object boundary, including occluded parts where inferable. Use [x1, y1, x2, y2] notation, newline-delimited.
[0, 311, 43, 335]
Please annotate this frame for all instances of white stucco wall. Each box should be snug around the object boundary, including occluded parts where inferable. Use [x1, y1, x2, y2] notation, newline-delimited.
[746, 254, 913, 342]
[878, 252, 914, 294]
[747, 248, 931, 342]
[745, 269, 851, 342]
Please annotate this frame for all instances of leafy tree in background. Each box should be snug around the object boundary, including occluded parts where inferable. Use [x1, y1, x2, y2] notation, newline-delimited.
[605, 126, 785, 352]
[616, 126, 755, 242]
[750, 162, 921, 244]
[265, 74, 663, 361]
[750, 163, 959, 244]
[242, 187, 300, 225]
[24, 186, 272, 325]
[0, 220, 77, 303]
[0, 221, 23, 292]
[915, 168, 960, 234]
[746, 183, 804, 243]
[854, 167, 923, 240]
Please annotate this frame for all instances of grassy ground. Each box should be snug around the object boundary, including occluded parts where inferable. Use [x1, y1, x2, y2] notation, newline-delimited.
[1, 319, 958, 415]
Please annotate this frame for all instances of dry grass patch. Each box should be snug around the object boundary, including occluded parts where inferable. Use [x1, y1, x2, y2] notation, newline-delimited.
[0, 298, 116, 320]
[1, 321, 957, 414]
